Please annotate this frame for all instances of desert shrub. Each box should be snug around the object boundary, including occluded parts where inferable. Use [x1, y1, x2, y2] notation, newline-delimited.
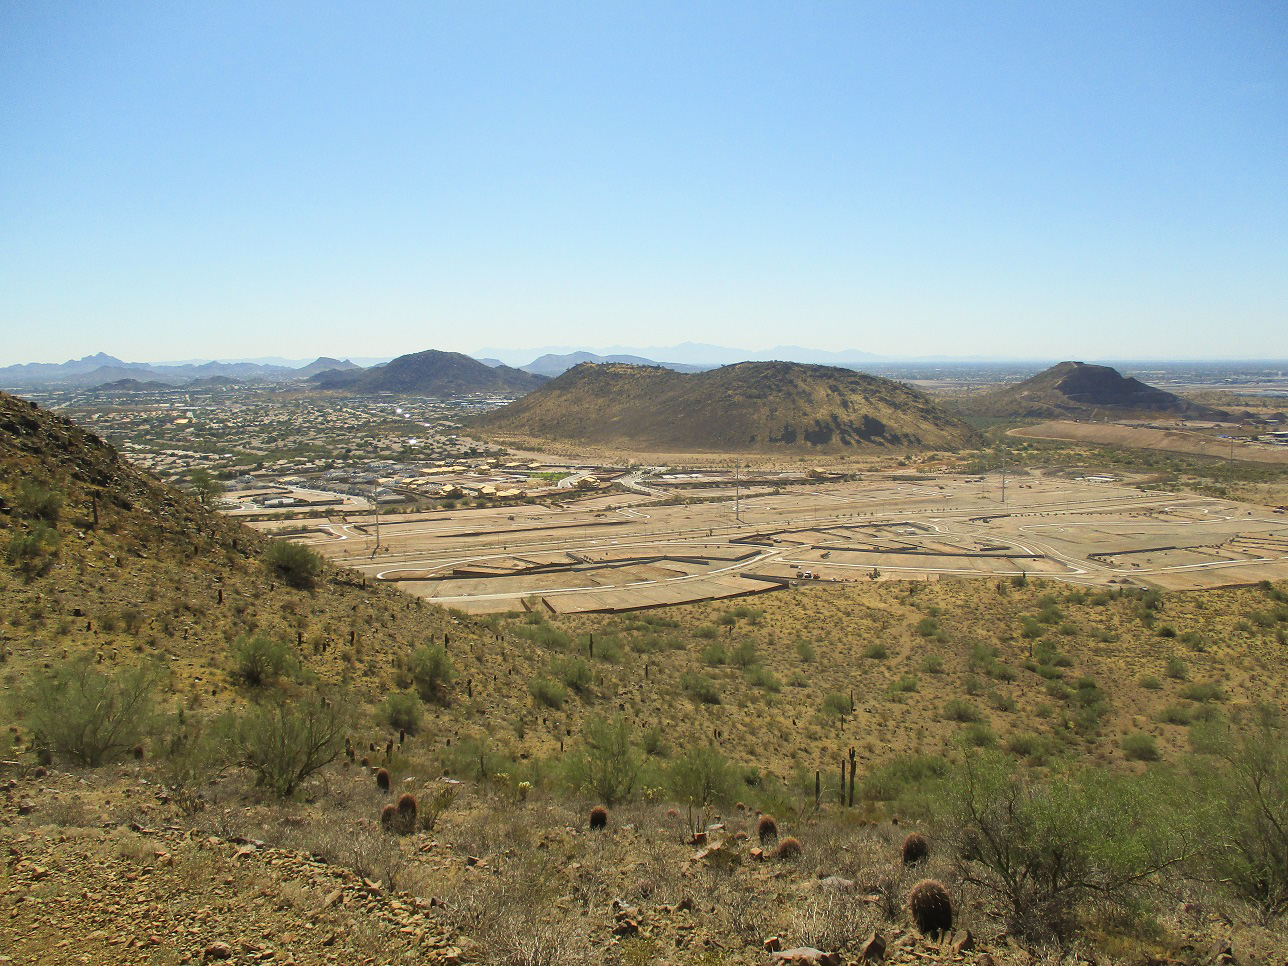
[5, 524, 62, 576]
[263, 539, 324, 589]
[1158, 702, 1195, 725]
[13, 480, 63, 523]
[962, 723, 997, 748]
[730, 639, 758, 668]
[382, 690, 422, 733]
[557, 656, 592, 694]
[1179, 681, 1224, 703]
[907, 879, 953, 935]
[819, 691, 851, 717]
[1139, 674, 1162, 690]
[943, 698, 982, 723]
[418, 781, 458, 832]
[668, 743, 738, 807]
[902, 832, 930, 866]
[1121, 732, 1160, 761]
[795, 639, 816, 662]
[234, 692, 347, 798]
[528, 676, 566, 709]
[700, 642, 727, 666]
[589, 633, 623, 662]
[514, 623, 572, 650]
[231, 634, 296, 687]
[920, 653, 944, 674]
[773, 836, 803, 860]
[681, 671, 721, 705]
[889, 674, 919, 694]
[915, 617, 939, 638]
[589, 805, 608, 830]
[1005, 731, 1050, 762]
[745, 664, 782, 692]
[861, 754, 948, 813]
[567, 714, 642, 806]
[1164, 656, 1188, 680]
[17, 657, 154, 766]
[940, 751, 1197, 943]
[1199, 706, 1288, 916]
[411, 643, 454, 702]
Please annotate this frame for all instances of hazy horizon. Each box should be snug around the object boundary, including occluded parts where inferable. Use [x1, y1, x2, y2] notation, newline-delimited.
[2, 3, 1285, 365]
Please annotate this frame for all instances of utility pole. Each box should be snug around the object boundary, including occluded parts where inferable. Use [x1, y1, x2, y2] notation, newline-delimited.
[735, 463, 742, 524]
[1000, 450, 1008, 505]
[372, 484, 382, 552]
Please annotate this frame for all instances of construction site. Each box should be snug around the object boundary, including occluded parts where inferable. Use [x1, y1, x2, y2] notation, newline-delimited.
[247, 470, 1288, 614]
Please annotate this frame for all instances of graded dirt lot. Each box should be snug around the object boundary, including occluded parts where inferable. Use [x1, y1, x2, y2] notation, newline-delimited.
[1009, 419, 1288, 463]
[250, 472, 1288, 613]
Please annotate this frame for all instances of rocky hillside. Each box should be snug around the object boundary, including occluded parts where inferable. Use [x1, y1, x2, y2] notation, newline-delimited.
[959, 361, 1230, 420]
[471, 361, 981, 452]
[313, 348, 545, 394]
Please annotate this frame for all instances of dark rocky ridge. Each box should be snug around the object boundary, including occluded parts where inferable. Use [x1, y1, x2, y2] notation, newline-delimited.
[471, 361, 981, 452]
[960, 361, 1230, 420]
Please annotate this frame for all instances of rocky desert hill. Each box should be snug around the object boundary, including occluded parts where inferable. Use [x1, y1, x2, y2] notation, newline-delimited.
[958, 361, 1230, 421]
[313, 348, 546, 394]
[471, 361, 982, 452]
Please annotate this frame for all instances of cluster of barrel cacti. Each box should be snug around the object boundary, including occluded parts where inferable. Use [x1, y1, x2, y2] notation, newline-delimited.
[380, 791, 419, 835]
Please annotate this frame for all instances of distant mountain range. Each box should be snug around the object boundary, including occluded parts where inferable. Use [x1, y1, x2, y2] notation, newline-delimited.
[0, 353, 361, 389]
[474, 342, 883, 370]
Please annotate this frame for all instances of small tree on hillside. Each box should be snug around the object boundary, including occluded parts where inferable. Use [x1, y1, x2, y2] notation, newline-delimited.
[18, 657, 155, 766]
[235, 692, 347, 798]
[264, 539, 324, 589]
[568, 714, 642, 806]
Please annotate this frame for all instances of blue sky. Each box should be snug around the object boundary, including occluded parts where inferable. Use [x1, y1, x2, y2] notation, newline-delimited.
[1, 1, 1285, 365]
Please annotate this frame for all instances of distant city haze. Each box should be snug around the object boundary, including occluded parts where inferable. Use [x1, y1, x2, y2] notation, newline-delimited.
[1, 3, 1284, 365]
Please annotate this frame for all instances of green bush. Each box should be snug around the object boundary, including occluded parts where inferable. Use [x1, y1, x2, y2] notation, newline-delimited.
[863, 642, 889, 660]
[231, 634, 296, 687]
[1164, 656, 1188, 680]
[557, 657, 592, 694]
[729, 639, 758, 668]
[1121, 732, 1160, 761]
[567, 714, 642, 806]
[668, 743, 738, 807]
[795, 639, 816, 662]
[529, 676, 566, 709]
[701, 642, 727, 666]
[13, 480, 62, 523]
[5, 524, 61, 576]
[944, 698, 982, 723]
[411, 644, 455, 702]
[17, 657, 154, 766]
[1179, 681, 1224, 703]
[264, 539, 324, 589]
[942, 751, 1197, 942]
[819, 691, 851, 717]
[920, 653, 945, 674]
[860, 753, 948, 807]
[681, 671, 721, 705]
[382, 690, 423, 733]
[915, 617, 939, 638]
[745, 664, 782, 692]
[1202, 707, 1288, 915]
[235, 692, 347, 798]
